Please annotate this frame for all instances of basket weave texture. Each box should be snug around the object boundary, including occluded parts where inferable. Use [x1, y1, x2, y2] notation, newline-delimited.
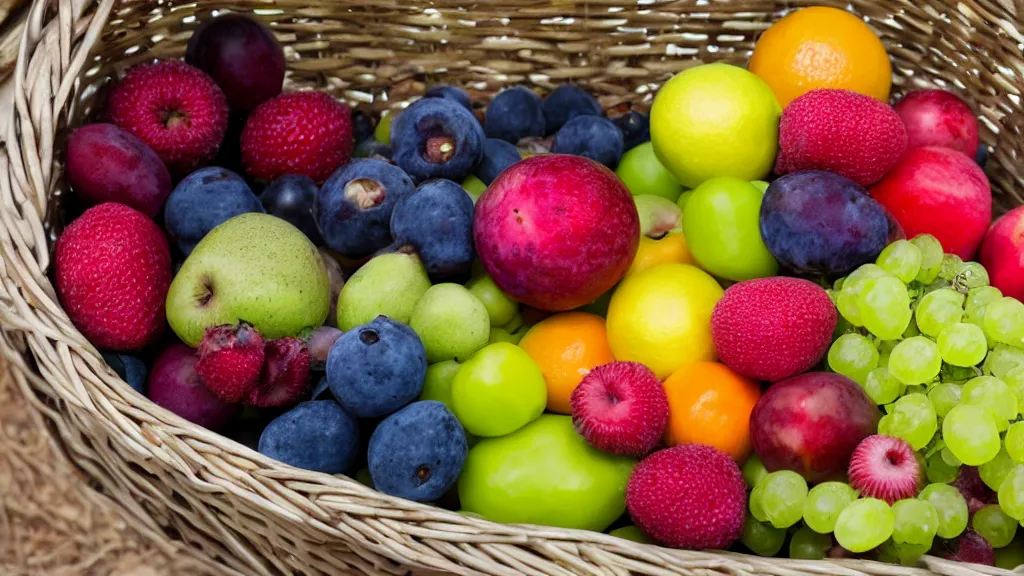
[1, 0, 1023, 573]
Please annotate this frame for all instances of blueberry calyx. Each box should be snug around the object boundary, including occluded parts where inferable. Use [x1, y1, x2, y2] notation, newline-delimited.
[424, 135, 457, 163]
[344, 178, 386, 209]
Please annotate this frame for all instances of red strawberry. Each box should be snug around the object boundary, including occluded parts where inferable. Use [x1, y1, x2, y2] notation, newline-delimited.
[55, 203, 171, 351]
[107, 60, 229, 175]
[196, 324, 265, 403]
[241, 91, 353, 184]
[247, 337, 312, 407]
[570, 361, 669, 457]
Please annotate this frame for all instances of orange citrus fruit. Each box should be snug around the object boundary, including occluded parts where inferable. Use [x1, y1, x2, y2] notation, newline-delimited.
[662, 361, 762, 461]
[748, 6, 892, 108]
[518, 312, 614, 414]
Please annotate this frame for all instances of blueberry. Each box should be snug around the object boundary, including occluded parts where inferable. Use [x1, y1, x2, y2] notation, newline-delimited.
[257, 400, 359, 474]
[389, 179, 475, 282]
[391, 98, 485, 182]
[326, 316, 427, 418]
[164, 167, 264, 255]
[354, 139, 392, 162]
[484, 87, 546, 144]
[975, 143, 989, 168]
[424, 85, 472, 111]
[367, 400, 467, 502]
[613, 111, 650, 151]
[260, 174, 323, 244]
[474, 138, 521, 185]
[551, 115, 624, 168]
[315, 159, 415, 258]
[542, 85, 601, 135]
[101, 352, 147, 393]
[311, 375, 331, 400]
[352, 109, 376, 144]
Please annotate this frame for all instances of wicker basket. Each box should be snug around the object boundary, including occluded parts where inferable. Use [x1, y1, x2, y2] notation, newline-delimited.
[1, 0, 1022, 573]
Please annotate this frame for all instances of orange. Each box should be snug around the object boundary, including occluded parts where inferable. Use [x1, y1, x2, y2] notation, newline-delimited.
[748, 6, 892, 108]
[662, 361, 761, 461]
[518, 312, 614, 414]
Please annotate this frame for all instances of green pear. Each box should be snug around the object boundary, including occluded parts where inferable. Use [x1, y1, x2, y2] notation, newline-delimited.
[336, 252, 431, 330]
[166, 213, 330, 346]
[409, 283, 490, 363]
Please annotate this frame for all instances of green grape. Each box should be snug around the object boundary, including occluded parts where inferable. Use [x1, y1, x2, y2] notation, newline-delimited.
[834, 498, 895, 553]
[904, 384, 927, 396]
[999, 465, 1024, 522]
[962, 375, 1018, 430]
[892, 499, 939, 546]
[941, 447, 963, 467]
[943, 404, 1001, 466]
[1007, 422, 1024, 463]
[802, 481, 858, 534]
[984, 297, 1024, 347]
[837, 264, 892, 326]
[914, 288, 965, 338]
[749, 482, 768, 522]
[919, 483, 969, 538]
[860, 276, 913, 340]
[957, 261, 991, 289]
[789, 525, 832, 560]
[1003, 367, 1024, 415]
[981, 448, 1019, 491]
[973, 504, 1018, 548]
[759, 470, 808, 529]
[927, 382, 962, 418]
[966, 285, 1004, 328]
[742, 455, 768, 488]
[994, 536, 1024, 569]
[985, 344, 1024, 379]
[877, 240, 923, 284]
[912, 234, 944, 284]
[903, 319, 921, 338]
[926, 451, 960, 483]
[939, 254, 964, 281]
[863, 367, 905, 405]
[740, 513, 786, 557]
[888, 336, 942, 385]
[876, 539, 931, 566]
[877, 339, 899, 368]
[940, 363, 982, 383]
[937, 323, 988, 367]
[827, 333, 879, 385]
[877, 393, 937, 450]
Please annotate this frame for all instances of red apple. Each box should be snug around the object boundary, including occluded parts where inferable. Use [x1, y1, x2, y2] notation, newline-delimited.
[981, 206, 1024, 302]
[870, 146, 991, 259]
[894, 89, 979, 156]
[474, 155, 639, 311]
[749, 372, 879, 482]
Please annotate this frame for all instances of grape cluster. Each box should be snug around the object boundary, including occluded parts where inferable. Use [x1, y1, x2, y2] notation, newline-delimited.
[741, 234, 1024, 565]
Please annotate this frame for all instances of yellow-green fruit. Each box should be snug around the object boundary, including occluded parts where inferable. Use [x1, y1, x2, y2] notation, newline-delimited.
[336, 252, 431, 330]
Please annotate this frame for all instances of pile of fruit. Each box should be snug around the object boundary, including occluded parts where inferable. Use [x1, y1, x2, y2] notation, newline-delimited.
[52, 4, 1024, 568]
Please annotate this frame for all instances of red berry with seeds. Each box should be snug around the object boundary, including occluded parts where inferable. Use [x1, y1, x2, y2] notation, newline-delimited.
[247, 337, 312, 407]
[848, 435, 922, 504]
[195, 323, 265, 403]
[570, 361, 668, 457]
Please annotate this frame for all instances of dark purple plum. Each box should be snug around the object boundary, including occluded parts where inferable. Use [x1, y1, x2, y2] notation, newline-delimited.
[424, 85, 472, 111]
[352, 109, 376, 144]
[185, 14, 285, 111]
[614, 111, 650, 151]
[484, 86, 545, 144]
[760, 170, 889, 276]
[551, 115, 624, 169]
[66, 123, 172, 218]
[260, 174, 323, 244]
[542, 85, 601, 135]
[164, 166, 264, 255]
[475, 138, 521, 184]
[388, 179, 475, 282]
[391, 98, 485, 182]
[147, 344, 238, 430]
[258, 400, 360, 474]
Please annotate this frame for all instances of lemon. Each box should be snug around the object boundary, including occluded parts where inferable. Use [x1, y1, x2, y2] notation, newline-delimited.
[650, 63, 781, 189]
[606, 263, 724, 379]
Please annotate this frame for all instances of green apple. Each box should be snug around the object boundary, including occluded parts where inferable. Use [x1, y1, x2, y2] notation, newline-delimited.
[336, 252, 431, 330]
[409, 283, 490, 362]
[451, 342, 545, 437]
[616, 142, 683, 202]
[166, 213, 330, 346]
[751, 180, 770, 193]
[488, 325, 528, 345]
[501, 312, 524, 333]
[676, 189, 693, 213]
[466, 274, 518, 327]
[609, 525, 653, 543]
[634, 194, 682, 238]
[459, 415, 635, 531]
[462, 175, 487, 203]
[420, 360, 461, 410]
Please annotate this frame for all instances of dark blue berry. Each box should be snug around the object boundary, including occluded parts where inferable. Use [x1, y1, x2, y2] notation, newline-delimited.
[368, 400, 467, 502]
[314, 159, 415, 258]
[352, 109, 376, 144]
[260, 174, 323, 244]
[614, 111, 651, 151]
[551, 115, 624, 168]
[257, 400, 360, 474]
[354, 140, 392, 161]
[311, 375, 331, 400]
[542, 85, 601, 135]
[389, 179, 475, 282]
[101, 352, 147, 393]
[391, 98, 485, 182]
[164, 167, 264, 255]
[424, 85, 472, 111]
[484, 87, 545, 144]
[475, 138, 521, 184]
[975, 143, 989, 168]
[326, 316, 427, 418]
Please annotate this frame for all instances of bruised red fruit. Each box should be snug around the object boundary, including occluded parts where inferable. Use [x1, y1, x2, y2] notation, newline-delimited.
[750, 372, 879, 482]
[66, 123, 172, 218]
[711, 277, 836, 382]
[894, 89, 979, 156]
[570, 361, 669, 457]
[934, 529, 995, 566]
[951, 466, 995, 516]
[148, 344, 238, 430]
[107, 60, 228, 175]
[981, 206, 1024, 302]
[55, 203, 171, 351]
[247, 337, 312, 407]
[196, 324, 265, 403]
[775, 89, 907, 186]
[848, 435, 921, 504]
[474, 155, 639, 311]
[870, 146, 991, 259]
